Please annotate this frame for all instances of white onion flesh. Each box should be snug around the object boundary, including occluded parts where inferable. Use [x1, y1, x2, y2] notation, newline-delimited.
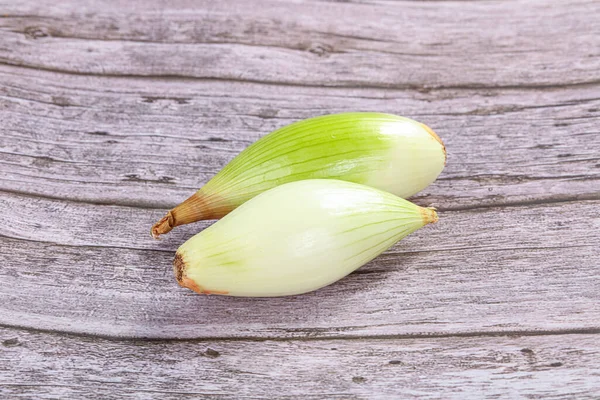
[174, 179, 438, 297]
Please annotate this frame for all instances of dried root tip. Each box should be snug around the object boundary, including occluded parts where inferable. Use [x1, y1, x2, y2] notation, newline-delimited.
[420, 123, 447, 166]
[173, 252, 201, 293]
[173, 252, 186, 284]
[421, 207, 439, 225]
[173, 252, 229, 295]
[151, 211, 175, 239]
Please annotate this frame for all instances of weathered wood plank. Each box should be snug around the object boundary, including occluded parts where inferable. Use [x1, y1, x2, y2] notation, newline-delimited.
[1, 64, 599, 210]
[1, 191, 598, 339]
[1, 0, 599, 88]
[2, 0, 599, 398]
[1, 327, 599, 399]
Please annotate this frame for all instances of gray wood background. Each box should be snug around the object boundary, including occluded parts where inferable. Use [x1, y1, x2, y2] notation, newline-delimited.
[1, 0, 599, 398]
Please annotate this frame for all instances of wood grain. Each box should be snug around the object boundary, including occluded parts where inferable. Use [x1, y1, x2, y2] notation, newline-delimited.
[1, 326, 599, 399]
[1, 0, 599, 397]
[1, 0, 599, 88]
[1, 64, 599, 210]
[1, 190, 598, 339]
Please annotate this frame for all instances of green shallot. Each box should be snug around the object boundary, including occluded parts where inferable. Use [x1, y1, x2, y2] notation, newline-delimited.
[152, 112, 445, 238]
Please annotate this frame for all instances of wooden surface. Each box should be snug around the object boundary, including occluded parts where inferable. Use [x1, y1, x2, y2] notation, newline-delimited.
[2, 327, 600, 399]
[1, 0, 599, 398]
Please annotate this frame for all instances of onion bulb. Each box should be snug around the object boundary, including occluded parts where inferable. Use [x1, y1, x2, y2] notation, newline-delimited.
[174, 179, 438, 297]
[152, 112, 445, 238]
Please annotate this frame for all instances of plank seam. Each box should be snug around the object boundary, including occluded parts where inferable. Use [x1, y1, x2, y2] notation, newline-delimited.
[2, 187, 600, 214]
[1, 322, 599, 343]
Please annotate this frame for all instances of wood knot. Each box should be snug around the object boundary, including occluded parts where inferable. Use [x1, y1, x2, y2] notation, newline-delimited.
[205, 348, 220, 358]
[308, 43, 334, 57]
[2, 338, 19, 347]
[549, 362, 563, 367]
[24, 26, 49, 39]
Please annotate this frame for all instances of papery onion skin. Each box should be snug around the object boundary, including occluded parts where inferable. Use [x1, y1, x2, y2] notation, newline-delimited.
[174, 179, 438, 297]
[153, 112, 445, 238]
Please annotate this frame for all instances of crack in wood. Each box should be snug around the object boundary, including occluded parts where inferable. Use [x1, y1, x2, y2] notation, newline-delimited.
[0, 321, 599, 343]
[1, 60, 600, 93]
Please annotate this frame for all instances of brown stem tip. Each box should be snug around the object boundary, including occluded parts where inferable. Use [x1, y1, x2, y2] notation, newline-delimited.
[421, 207, 439, 225]
[151, 192, 225, 239]
[151, 212, 174, 239]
